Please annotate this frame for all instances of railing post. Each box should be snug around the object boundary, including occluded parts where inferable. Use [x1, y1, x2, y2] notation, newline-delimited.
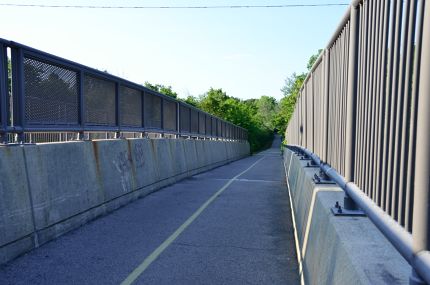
[0, 43, 8, 144]
[176, 102, 180, 138]
[11, 47, 25, 143]
[141, 91, 145, 138]
[78, 70, 85, 140]
[115, 82, 121, 139]
[412, 0, 430, 280]
[344, 4, 360, 210]
[345, 3, 359, 182]
[324, 48, 330, 163]
[160, 97, 164, 137]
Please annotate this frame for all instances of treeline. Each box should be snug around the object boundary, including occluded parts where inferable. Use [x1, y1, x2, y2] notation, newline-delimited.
[146, 50, 321, 153]
[272, 49, 322, 136]
[144, 82, 274, 153]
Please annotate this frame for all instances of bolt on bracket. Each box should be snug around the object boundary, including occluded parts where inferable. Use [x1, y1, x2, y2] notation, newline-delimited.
[313, 170, 336, 184]
[331, 200, 366, 216]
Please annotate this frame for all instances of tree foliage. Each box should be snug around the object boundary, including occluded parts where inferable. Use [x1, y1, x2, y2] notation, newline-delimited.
[273, 49, 322, 136]
[191, 88, 274, 153]
[256, 95, 278, 130]
[144, 82, 178, 99]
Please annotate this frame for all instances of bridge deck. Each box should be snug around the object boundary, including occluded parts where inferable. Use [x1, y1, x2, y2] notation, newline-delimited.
[0, 137, 299, 285]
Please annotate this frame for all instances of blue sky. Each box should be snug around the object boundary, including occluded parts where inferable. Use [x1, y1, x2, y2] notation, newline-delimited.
[0, 0, 347, 100]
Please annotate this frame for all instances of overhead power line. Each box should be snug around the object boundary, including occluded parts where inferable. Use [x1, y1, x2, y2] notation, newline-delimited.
[0, 3, 349, 9]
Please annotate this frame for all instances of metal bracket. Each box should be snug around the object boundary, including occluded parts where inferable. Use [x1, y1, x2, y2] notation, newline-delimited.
[313, 170, 336, 184]
[304, 160, 319, 168]
[331, 201, 366, 216]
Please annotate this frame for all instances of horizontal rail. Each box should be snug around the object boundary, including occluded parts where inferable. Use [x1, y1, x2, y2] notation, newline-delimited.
[289, 145, 430, 285]
[0, 38, 248, 143]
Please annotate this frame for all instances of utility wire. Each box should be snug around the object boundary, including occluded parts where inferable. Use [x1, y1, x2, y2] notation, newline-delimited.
[0, 3, 349, 9]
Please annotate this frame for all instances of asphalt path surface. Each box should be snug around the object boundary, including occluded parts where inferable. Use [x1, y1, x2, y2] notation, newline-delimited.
[0, 136, 299, 285]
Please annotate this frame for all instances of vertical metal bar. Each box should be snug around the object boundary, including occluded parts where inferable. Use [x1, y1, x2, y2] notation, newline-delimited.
[361, 0, 370, 195]
[189, 107, 192, 137]
[0, 44, 8, 143]
[302, 83, 309, 148]
[345, 4, 359, 183]
[356, 2, 365, 188]
[382, 0, 396, 212]
[324, 49, 330, 162]
[376, 0, 390, 208]
[392, 0, 410, 224]
[160, 97, 164, 134]
[176, 102, 180, 136]
[344, 23, 349, 175]
[310, 73, 314, 152]
[369, 0, 381, 200]
[141, 91, 145, 136]
[406, 0, 424, 233]
[412, 0, 430, 255]
[327, 49, 333, 165]
[364, 0, 374, 197]
[11, 47, 24, 143]
[398, 0, 418, 227]
[389, 0, 404, 219]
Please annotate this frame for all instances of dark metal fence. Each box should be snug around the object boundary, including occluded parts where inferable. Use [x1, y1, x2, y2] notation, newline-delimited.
[286, 0, 430, 283]
[0, 39, 248, 143]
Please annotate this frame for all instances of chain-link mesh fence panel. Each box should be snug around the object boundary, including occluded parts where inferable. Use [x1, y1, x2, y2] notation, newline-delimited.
[0, 46, 5, 127]
[163, 99, 177, 131]
[198, 112, 205, 135]
[24, 57, 79, 125]
[144, 92, 161, 129]
[120, 86, 142, 127]
[180, 105, 190, 133]
[190, 109, 198, 134]
[84, 75, 116, 126]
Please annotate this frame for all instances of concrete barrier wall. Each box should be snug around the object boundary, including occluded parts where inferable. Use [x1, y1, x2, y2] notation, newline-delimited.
[283, 148, 410, 285]
[0, 138, 249, 265]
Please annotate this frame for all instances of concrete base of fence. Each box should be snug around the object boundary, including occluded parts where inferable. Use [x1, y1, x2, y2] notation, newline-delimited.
[0, 138, 250, 265]
[283, 148, 410, 285]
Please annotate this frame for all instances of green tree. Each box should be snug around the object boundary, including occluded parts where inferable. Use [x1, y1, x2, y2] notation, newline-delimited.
[307, 49, 323, 71]
[199, 88, 229, 117]
[144, 82, 178, 99]
[256, 95, 277, 129]
[184, 95, 200, 107]
[199, 88, 273, 153]
[274, 49, 322, 135]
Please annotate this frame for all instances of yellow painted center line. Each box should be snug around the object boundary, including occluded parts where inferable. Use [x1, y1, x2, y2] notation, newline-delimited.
[121, 156, 266, 285]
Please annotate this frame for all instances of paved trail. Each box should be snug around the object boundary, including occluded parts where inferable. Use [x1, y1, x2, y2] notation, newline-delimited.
[0, 136, 299, 285]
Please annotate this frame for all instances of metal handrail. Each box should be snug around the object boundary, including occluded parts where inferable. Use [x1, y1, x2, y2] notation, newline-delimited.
[291, 145, 430, 284]
[286, 0, 430, 283]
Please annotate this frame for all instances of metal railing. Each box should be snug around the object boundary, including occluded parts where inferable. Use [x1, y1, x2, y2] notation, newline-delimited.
[285, 0, 429, 283]
[0, 38, 248, 144]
